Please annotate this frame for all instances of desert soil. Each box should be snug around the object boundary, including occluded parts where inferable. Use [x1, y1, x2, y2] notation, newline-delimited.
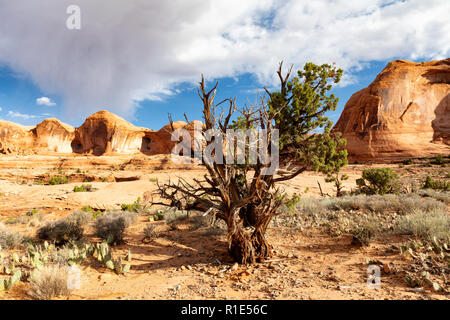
[0, 154, 448, 300]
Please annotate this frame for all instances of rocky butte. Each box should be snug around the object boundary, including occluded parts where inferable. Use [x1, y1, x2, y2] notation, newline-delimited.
[0, 110, 200, 156]
[333, 58, 450, 161]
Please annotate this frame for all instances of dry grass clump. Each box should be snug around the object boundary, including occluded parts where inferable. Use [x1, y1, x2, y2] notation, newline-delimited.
[37, 211, 90, 243]
[0, 227, 24, 249]
[418, 189, 450, 204]
[273, 191, 449, 246]
[94, 210, 137, 245]
[28, 265, 71, 300]
[396, 209, 450, 241]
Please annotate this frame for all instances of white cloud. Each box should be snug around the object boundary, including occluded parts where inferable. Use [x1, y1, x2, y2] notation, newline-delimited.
[0, 0, 448, 120]
[0, 106, 2, 112]
[7, 111, 39, 120]
[36, 97, 56, 107]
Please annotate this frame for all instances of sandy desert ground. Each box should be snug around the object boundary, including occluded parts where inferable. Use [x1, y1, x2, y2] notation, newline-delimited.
[0, 154, 448, 300]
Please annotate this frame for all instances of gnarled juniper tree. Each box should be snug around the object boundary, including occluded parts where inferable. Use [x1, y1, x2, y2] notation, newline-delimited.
[154, 62, 347, 264]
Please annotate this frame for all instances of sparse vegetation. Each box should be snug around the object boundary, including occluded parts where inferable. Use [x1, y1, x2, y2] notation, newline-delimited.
[73, 184, 93, 192]
[37, 211, 90, 243]
[47, 176, 69, 185]
[121, 197, 144, 213]
[28, 265, 71, 300]
[423, 176, 450, 191]
[430, 155, 446, 166]
[94, 211, 137, 245]
[396, 209, 450, 240]
[0, 228, 24, 249]
[402, 158, 413, 165]
[356, 168, 399, 195]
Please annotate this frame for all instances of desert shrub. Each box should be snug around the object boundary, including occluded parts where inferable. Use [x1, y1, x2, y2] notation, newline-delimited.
[143, 224, 158, 241]
[430, 155, 446, 166]
[37, 211, 90, 243]
[423, 176, 450, 191]
[162, 208, 189, 224]
[295, 197, 330, 216]
[0, 228, 24, 249]
[6, 212, 44, 227]
[418, 189, 450, 204]
[121, 197, 143, 213]
[356, 168, 399, 195]
[94, 211, 137, 245]
[402, 158, 413, 165]
[396, 209, 450, 240]
[73, 184, 93, 192]
[47, 176, 69, 185]
[350, 220, 380, 246]
[29, 265, 71, 300]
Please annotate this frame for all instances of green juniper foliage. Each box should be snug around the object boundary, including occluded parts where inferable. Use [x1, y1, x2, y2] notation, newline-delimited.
[356, 168, 399, 195]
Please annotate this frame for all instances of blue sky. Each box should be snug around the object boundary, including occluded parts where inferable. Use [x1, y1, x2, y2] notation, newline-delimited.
[0, 60, 394, 129]
[0, 1, 448, 129]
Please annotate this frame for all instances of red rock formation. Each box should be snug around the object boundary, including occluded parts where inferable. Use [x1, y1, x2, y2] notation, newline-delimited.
[0, 121, 34, 154]
[0, 110, 200, 156]
[333, 58, 450, 161]
[34, 119, 75, 153]
[71, 111, 146, 155]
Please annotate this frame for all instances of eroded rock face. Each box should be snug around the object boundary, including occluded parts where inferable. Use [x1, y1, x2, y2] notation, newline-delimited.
[0, 121, 34, 154]
[34, 119, 75, 153]
[0, 110, 200, 156]
[333, 59, 450, 161]
[72, 111, 146, 155]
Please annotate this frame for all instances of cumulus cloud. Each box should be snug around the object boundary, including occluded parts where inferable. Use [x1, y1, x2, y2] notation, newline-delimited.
[36, 97, 56, 106]
[0, 0, 448, 119]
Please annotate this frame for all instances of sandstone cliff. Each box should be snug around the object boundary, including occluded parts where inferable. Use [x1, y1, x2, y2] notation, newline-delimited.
[333, 58, 450, 161]
[0, 110, 198, 156]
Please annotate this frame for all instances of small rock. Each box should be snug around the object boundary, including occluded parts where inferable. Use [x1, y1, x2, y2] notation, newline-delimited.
[177, 253, 182, 257]
[199, 250, 205, 254]
[432, 282, 441, 292]
[406, 287, 425, 293]
[230, 263, 239, 272]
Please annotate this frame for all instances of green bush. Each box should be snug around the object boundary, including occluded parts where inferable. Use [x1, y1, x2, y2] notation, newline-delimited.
[402, 158, 413, 165]
[94, 211, 137, 245]
[48, 176, 69, 185]
[37, 211, 90, 243]
[73, 184, 93, 192]
[423, 176, 450, 191]
[430, 155, 446, 166]
[356, 168, 399, 195]
[121, 197, 143, 213]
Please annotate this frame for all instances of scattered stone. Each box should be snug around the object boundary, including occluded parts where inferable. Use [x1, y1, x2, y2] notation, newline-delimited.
[406, 288, 425, 293]
[230, 263, 239, 272]
[432, 282, 441, 292]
